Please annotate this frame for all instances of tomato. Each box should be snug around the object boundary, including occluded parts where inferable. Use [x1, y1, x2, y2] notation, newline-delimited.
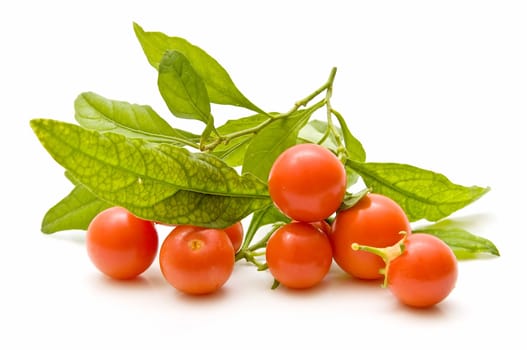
[223, 221, 244, 252]
[159, 225, 235, 295]
[310, 220, 332, 235]
[387, 234, 458, 307]
[329, 193, 411, 280]
[268, 143, 347, 222]
[265, 222, 333, 289]
[86, 206, 158, 280]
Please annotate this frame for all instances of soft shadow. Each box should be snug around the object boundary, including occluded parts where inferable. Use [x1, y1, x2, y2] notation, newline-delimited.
[271, 276, 334, 297]
[387, 298, 453, 319]
[91, 270, 167, 291]
[413, 213, 496, 232]
[47, 231, 86, 245]
[93, 274, 153, 288]
[171, 285, 231, 304]
[328, 268, 386, 292]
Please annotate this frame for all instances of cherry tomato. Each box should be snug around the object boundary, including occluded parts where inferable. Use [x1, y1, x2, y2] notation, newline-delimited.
[223, 221, 244, 252]
[310, 220, 332, 235]
[329, 193, 411, 280]
[268, 143, 347, 222]
[266, 222, 333, 289]
[86, 206, 158, 280]
[387, 234, 458, 308]
[159, 225, 235, 295]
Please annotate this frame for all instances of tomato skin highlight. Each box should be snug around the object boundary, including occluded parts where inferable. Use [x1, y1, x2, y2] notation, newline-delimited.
[266, 222, 333, 289]
[86, 207, 158, 280]
[268, 143, 347, 222]
[159, 225, 235, 295]
[329, 193, 411, 280]
[388, 234, 458, 308]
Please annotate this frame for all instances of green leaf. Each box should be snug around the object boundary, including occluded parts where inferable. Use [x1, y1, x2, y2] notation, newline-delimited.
[332, 110, 366, 162]
[134, 22, 263, 113]
[298, 119, 335, 148]
[158, 50, 213, 126]
[212, 113, 269, 166]
[240, 204, 290, 251]
[127, 189, 270, 228]
[30, 119, 270, 227]
[346, 160, 490, 222]
[299, 119, 364, 186]
[249, 204, 289, 230]
[212, 137, 252, 166]
[415, 220, 499, 259]
[338, 188, 370, 212]
[41, 183, 111, 233]
[242, 101, 325, 181]
[74, 92, 199, 146]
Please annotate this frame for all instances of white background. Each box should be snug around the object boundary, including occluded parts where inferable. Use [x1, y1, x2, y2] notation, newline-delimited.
[1, 1, 526, 348]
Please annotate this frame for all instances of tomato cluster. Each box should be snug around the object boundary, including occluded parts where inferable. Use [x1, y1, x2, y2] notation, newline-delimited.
[266, 143, 458, 307]
[266, 144, 344, 288]
[86, 143, 458, 307]
[86, 207, 243, 295]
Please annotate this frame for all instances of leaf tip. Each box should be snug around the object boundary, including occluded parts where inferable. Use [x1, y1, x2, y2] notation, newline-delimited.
[29, 118, 46, 134]
[132, 22, 143, 34]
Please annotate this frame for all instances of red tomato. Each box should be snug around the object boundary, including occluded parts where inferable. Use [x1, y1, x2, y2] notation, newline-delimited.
[159, 225, 235, 295]
[266, 222, 333, 289]
[86, 207, 158, 280]
[223, 221, 244, 252]
[387, 234, 458, 308]
[268, 143, 347, 222]
[310, 220, 332, 235]
[329, 193, 411, 280]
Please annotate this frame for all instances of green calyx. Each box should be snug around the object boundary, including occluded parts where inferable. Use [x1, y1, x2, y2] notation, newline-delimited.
[351, 232, 408, 288]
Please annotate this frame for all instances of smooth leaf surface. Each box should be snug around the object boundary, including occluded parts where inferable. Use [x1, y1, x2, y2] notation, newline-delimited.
[338, 188, 370, 212]
[128, 189, 270, 228]
[299, 119, 363, 186]
[346, 160, 490, 222]
[30, 119, 269, 220]
[134, 22, 263, 113]
[41, 184, 110, 233]
[211, 113, 269, 166]
[415, 220, 499, 258]
[332, 111, 366, 162]
[45, 181, 265, 230]
[75, 92, 199, 146]
[242, 101, 324, 180]
[158, 50, 212, 125]
[241, 204, 290, 251]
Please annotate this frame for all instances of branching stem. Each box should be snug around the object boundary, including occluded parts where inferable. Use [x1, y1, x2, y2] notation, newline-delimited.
[201, 67, 338, 152]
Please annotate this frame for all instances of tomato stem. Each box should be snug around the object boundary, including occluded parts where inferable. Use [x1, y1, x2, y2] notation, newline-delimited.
[201, 68, 338, 152]
[351, 232, 408, 287]
[235, 222, 282, 270]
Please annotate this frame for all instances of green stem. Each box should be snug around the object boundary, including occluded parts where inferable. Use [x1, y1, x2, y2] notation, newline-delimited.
[156, 135, 201, 149]
[351, 233, 407, 287]
[316, 126, 332, 145]
[271, 278, 281, 290]
[202, 68, 338, 152]
[248, 224, 281, 251]
[280, 67, 337, 116]
[323, 74, 348, 163]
